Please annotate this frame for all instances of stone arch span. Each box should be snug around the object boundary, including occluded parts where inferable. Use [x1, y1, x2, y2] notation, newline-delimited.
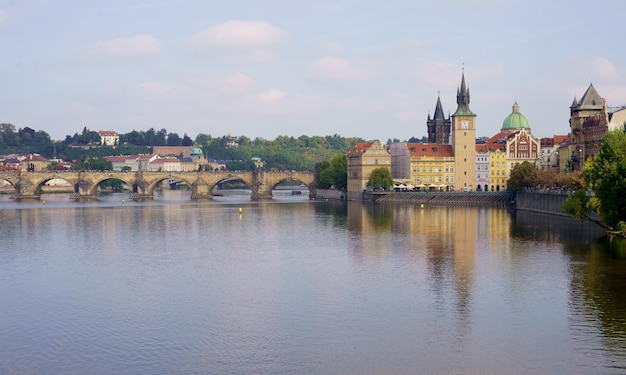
[85, 176, 135, 196]
[254, 170, 317, 200]
[0, 170, 317, 201]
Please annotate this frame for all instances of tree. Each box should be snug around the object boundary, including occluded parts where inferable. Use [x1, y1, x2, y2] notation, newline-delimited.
[315, 155, 347, 190]
[167, 132, 181, 146]
[182, 133, 194, 146]
[366, 167, 393, 191]
[316, 161, 333, 188]
[507, 161, 538, 190]
[580, 128, 626, 231]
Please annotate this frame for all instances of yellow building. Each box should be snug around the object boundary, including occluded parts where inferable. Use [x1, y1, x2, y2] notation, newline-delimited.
[347, 140, 391, 200]
[488, 147, 507, 191]
[407, 143, 455, 190]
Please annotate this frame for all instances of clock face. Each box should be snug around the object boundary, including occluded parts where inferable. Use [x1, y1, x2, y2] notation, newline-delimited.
[461, 121, 469, 129]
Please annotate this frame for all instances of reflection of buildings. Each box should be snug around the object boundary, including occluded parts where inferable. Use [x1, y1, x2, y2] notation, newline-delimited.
[452, 208, 476, 318]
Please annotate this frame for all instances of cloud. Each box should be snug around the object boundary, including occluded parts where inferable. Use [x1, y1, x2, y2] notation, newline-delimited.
[220, 49, 275, 64]
[192, 20, 289, 49]
[222, 73, 256, 94]
[86, 34, 162, 59]
[309, 56, 379, 81]
[138, 82, 183, 96]
[256, 89, 287, 104]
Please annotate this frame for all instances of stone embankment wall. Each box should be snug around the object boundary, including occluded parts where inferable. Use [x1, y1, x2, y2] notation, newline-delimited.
[314, 189, 345, 200]
[515, 191, 570, 216]
[374, 192, 515, 207]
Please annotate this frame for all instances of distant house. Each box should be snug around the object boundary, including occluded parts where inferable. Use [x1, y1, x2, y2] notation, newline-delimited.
[98, 130, 119, 147]
[19, 154, 50, 171]
[149, 158, 181, 172]
[105, 154, 159, 171]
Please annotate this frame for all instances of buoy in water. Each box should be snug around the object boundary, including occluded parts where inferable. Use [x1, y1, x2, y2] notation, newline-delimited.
[420, 203, 424, 209]
[42, 200, 46, 205]
[122, 199, 125, 204]
[238, 207, 242, 213]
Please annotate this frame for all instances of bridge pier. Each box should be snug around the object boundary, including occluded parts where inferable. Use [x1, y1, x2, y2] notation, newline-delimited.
[130, 193, 154, 201]
[191, 178, 212, 200]
[71, 193, 99, 201]
[12, 194, 41, 201]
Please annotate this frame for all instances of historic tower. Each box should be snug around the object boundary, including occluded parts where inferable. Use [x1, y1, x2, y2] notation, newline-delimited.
[427, 93, 451, 144]
[451, 71, 477, 191]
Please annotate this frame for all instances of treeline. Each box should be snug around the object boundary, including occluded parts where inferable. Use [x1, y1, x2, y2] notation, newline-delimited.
[0, 123, 364, 171]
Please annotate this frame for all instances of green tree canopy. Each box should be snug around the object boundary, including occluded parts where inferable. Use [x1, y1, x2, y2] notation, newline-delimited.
[315, 155, 347, 190]
[366, 167, 393, 191]
[581, 128, 626, 230]
[507, 161, 538, 190]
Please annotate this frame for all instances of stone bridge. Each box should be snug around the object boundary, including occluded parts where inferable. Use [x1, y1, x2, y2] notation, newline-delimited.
[0, 170, 317, 201]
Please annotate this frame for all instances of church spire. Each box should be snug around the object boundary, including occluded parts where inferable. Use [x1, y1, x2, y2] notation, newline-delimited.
[427, 90, 451, 144]
[433, 92, 445, 120]
[453, 70, 475, 116]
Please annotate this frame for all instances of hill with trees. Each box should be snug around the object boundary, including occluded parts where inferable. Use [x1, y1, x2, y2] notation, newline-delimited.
[0, 123, 364, 172]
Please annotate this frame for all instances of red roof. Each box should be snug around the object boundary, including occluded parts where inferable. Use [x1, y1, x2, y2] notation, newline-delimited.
[348, 142, 374, 156]
[98, 130, 119, 136]
[407, 143, 454, 157]
[476, 144, 489, 153]
[22, 154, 49, 162]
[553, 135, 569, 144]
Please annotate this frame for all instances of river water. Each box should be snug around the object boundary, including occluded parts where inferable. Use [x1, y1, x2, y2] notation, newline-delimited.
[1, 189, 626, 374]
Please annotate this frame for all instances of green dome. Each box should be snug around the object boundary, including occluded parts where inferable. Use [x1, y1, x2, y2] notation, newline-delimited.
[190, 147, 203, 159]
[501, 102, 530, 130]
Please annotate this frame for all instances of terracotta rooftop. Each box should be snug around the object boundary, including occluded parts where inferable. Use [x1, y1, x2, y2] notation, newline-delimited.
[407, 143, 454, 157]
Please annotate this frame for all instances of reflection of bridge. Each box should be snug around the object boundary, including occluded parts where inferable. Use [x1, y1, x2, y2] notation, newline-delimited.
[0, 170, 317, 201]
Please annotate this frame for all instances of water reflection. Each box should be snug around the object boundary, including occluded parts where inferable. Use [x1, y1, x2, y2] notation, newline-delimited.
[565, 236, 626, 372]
[3, 198, 626, 374]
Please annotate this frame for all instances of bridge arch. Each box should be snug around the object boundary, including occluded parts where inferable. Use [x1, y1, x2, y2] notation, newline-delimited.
[85, 176, 135, 196]
[1, 170, 317, 201]
[144, 174, 198, 198]
[254, 171, 317, 200]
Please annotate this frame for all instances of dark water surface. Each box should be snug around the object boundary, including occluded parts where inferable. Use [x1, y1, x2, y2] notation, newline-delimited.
[2, 190, 626, 374]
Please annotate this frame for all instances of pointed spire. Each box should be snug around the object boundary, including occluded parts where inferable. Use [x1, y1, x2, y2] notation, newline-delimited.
[454, 70, 475, 116]
[433, 92, 445, 120]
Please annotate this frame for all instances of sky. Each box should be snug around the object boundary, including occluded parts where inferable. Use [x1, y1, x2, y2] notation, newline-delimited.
[1, 0, 625, 142]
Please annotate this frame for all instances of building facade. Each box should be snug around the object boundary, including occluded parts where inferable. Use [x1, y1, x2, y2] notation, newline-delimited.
[451, 72, 477, 191]
[408, 143, 455, 190]
[347, 140, 391, 200]
[569, 84, 608, 171]
[98, 130, 119, 147]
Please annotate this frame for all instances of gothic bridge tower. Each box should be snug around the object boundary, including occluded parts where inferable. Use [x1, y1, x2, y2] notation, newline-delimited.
[427, 93, 451, 144]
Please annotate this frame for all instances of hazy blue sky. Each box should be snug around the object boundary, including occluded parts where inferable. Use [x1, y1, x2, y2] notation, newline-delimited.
[1, 0, 625, 142]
